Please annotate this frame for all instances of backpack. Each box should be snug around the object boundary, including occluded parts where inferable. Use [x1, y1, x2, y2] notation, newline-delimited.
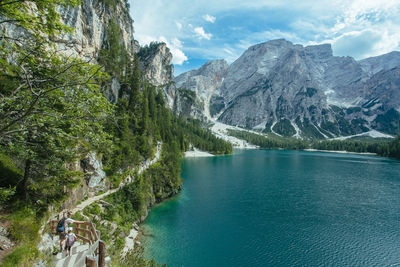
[56, 218, 66, 232]
[66, 234, 76, 247]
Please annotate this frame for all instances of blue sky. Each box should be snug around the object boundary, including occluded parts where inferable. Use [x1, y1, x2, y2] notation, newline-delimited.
[129, 0, 400, 76]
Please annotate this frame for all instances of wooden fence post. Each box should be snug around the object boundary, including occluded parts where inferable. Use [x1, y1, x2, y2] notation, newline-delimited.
[96, 230, 101, 240]
[99, 240, 106, 267]
[51, 220, 55, 235]
[86, 256, 97, 267]
[85, 223, 89, 244]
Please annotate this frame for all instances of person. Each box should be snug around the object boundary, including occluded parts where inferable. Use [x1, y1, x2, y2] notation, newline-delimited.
[56, 213, 67, 252]
[57, 211, 84, 252]
[65, 228, 76, 257]
[65, 210, 84, 229]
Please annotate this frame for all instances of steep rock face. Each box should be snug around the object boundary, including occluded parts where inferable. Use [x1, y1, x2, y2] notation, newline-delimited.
[56, 0, 135, 61]
[175, 60, 228, 119]
[362, 67, 400, 134]
[176, 39, 400, 137]
[137, 43, 176, 108]
[359, 51, 400, 75]
[54, 0, 140, 103]
[138, 43, 173, 86]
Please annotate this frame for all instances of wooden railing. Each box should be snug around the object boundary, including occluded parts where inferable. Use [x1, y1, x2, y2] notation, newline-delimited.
[50, 219, 106, 267]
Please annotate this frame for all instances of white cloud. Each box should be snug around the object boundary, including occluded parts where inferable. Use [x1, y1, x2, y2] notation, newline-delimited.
[130, 0, 400, 71]
[194, 27, 212, 40]
[203, 14, 216, 23]
[318, 0, 400, 59]
[171, 38, 183, 48]
[223, 48, 234, 55]
[175, 21, 182, 31]
[159, 36, 188, 65]
[136, 34, 188, 65]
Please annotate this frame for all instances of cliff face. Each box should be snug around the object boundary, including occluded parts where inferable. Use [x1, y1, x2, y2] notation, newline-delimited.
[175, 60, 228, 119]
[176, 39, 400, 138]
[56, 0, 135, 61]
[137, 43, 176, 108]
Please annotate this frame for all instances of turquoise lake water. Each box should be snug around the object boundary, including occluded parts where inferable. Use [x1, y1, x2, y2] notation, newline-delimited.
[142, 149, 400, 266]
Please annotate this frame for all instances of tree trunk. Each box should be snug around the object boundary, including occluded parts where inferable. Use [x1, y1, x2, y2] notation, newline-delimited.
[20, 158, 31, 200]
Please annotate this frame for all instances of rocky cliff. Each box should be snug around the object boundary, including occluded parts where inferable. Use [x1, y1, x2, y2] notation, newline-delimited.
[175, 60, 228, 119]
[176, 39, 400, 138]
[56, 0, 135, 61]
[137, 43, 177, 108]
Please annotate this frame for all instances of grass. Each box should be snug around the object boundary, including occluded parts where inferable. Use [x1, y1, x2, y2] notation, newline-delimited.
[2, 207, 42, 267]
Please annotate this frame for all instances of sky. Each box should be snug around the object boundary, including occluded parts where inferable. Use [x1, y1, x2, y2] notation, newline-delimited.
[129, 0, 400, 76]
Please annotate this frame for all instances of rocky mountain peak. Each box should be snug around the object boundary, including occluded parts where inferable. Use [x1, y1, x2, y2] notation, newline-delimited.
[197, 59, 228, 76]
[304, 43, 333, 61]
[175, 38, 400, 137]
[174, 59, 228, 120]
[56, 0, 134, 62]
[359, 51, 400, 75]
[138, 42, 174, 87]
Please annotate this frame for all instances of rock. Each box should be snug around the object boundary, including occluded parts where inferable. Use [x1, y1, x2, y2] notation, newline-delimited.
[175, 39, 400, 137]
[175, 59, 228, 120]
[37, 233, 57, 254]
[105, 78, 120, 103]
[138, 43, 177, 109]
[56, 0, 134, 62]
[33, 259, 47, 267]
[119, 231, 126, 239]
[81, 152, 107, 193]
[0, 226, 15, 250]
[0, 226, 8, 236]
[99, 200, 113, 207]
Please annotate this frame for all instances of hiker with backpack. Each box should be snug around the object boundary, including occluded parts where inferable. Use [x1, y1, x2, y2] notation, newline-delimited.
[65, 228, 77, 257]
[56, 214, 67, 252]
[56, 211, 84, 253]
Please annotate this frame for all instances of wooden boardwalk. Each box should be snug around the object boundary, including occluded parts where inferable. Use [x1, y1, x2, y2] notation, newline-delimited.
[50, 220, 106, 267]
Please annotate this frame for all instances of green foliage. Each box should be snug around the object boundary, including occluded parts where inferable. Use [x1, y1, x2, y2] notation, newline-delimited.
[83, 203, 101, 216]
[137, 42, 163, 59]
[272, 119, 296, 137]
[0, 153, 22, 187]
[0, 38, 112, 206]
[228, 128, 400, 160]
[346, 107, 362, 115]
[227, 129, 310, 150]
[174, 118, 232, 155]
[373, 109, 400, 135]
[306, 87, 317, 97]
[119, 246, 166, 267]
[0, 0, 113, 207]
[3, 207, 41, 266]
[98, 20, 128, 79]
[0, 186, 15, 206]
[99, 0, 117, 8]
[295, 117, 325, 139]
[178, 88, 196, 100]
[0, 0, 79, 37]
[385, 135, 400, 159]
[313, 138, 390, 154]
[1, 1, 231, 265]
[209, 96, 225, 117]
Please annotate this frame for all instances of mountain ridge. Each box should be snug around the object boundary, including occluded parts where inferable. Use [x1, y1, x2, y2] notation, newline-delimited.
[175, 39, 400, 138]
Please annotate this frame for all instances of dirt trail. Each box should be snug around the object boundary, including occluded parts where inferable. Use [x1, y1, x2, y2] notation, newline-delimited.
[72, 142, 162, 213]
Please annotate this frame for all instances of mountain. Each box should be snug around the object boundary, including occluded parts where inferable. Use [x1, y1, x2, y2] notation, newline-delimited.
[175, 39, 400, 138]
[175, 60, 228, 119]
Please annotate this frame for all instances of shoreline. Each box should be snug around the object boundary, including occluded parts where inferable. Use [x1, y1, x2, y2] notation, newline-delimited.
[185, 148, 215, 157]
[304, 148, 376, 155]
[135, 146, 380, 263]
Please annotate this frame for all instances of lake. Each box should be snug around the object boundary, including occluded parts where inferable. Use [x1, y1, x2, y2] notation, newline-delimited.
[142, 149, 400, 266]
